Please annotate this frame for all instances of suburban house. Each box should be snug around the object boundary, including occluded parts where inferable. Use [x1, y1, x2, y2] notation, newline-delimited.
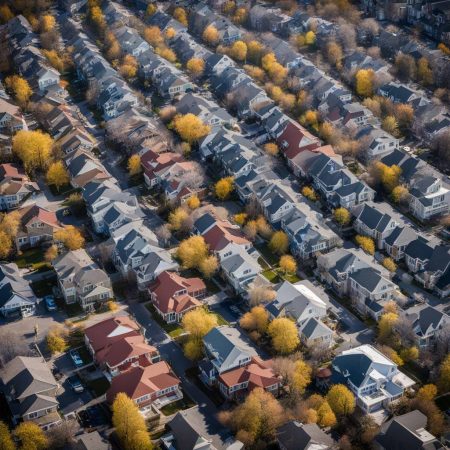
[383, 226, 418, 261]
[53, 249, 113, 311]
[65, 149, 110, 189]
[0, 98, 26, 132]
[106, 361, 182, 414]
[149, 271, 206, 324]
[331, 344, 415, 413]
[0, 163, 39, 210]
[374, 410, 443, 450]
[402, 305, 449, 349]
[0, 263, 38, 318]
[200, 326, 258, 386]
[299, 318, 334, 349]
[14, 204, 61, 251]
[84, 316, 159, 378]
[141, 150, 183, 188]
[355, 126, 399, 161]
[277, 421, 334, 450]
[0, 356, 60, 430]
[275, 119, 320, 157]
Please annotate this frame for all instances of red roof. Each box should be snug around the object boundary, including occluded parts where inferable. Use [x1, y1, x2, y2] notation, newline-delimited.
[141, 150, 183, 182]
[276, 121, 320, 158]
[202, 221, 250, 252]
[149, 271, 205, 315]
[0, 163, 27, 180]
[107, 361, 180, 404]
[18, 204, 61, 229]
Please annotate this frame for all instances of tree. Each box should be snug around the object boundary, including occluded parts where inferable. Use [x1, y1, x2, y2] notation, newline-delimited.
[173, 7, 188, 26]
[229, 40, 247, 61]
[215, 177, 234, 200]
[12, 130, 53, 172]
[261, 53, 287, 85]
[382, 257, 397, 273]
[119, 55, 138, 79]
[355, 69, 375, 98]
[438, 354, 450, 393]
[0, 5, 14, 24]
[417, 57, 433, 86]
[5, 75, 32, 106]
[0, 211, 20, 238]
[47, 419, 78, 449]
[382, 115, 399, 136]
[417, 384, 438, 401]
[326, 384, 355, 416]
[391, 185, 409, 203]
[399, 346, 419, 363]
[248, 284, 276, 306]
[243, 220, 257, 240]
[240, 306, 269, 334]
[317, 400, 337, 427]
[279, 255, 297, 275]
[42, 49, 64, 72]
[0, 421, 14, 450]
[232, 7, 247, 25]
[177, 235, 209, 269]
[378, 312, 399, 343]
[355, 235, 375, 255]
[39, 14, 55, 32]
[55, 226, 85, 251]
[127, 154, 141, 177]
[395, 53, 416, 82]
[268, 318, 299, 354]
[379, 345, 403, 366]
[186, 57, 205, 77]
[247, 40, 264, 65]
[198, 254, 219, 279]
[168, 207, 190, 232]
[0, 231, 12, 259]
[233, 212, 247, 225]
[395, 104, 414, 131]
[371, 161, 402, 192]
[46, 326, 68, 354]
[112, 393, 152, 450]
[333, 207, 351, 226]
[301, 186, 318, 202]
[203, 25, 219, 46]
[14, 422, 47, 450]
[186, 195, 200, 210]
[144, 26, 163, 46]
[269, 231, 289, 255]
[218, 388, 284, 447]
[305, 30, 316, 45]
[145, 4, 157, 16]
[291, 359, 312, 395]
[325, 41, 343, 69]
[256, 216, 272, 239]
[165, 27, 176, 40]
[182, 308, 218, 359]
[183, 337, 204, 360]
[46, 161, 69, 192]
[171, 114, 210, 144]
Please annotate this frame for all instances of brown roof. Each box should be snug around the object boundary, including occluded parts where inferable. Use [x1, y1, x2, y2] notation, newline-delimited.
[17, 204, 61, 230]
[106, 361, 180, 403]
[149, 271, 205, 315]
[0, 163, 27, 180]
[141, 150, 183, 181]
[73, 169, 110, 188]
[202, 221, 250, 252]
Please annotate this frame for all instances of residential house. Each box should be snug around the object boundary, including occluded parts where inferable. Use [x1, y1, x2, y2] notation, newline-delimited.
[106, 361, 182, 414]
[379, 82, 419, 104]
[141, 150, 183, 188]
[355, 126, 399, 161]
[0, 356, 60, 430]
[0, 98, 26, 132]
[65, 149, 110, 189]
[375, 410, 443, 450]
[275, 119, 320, 157]
[404, 237, 436, 274]
[0, 163, 39, 210]
[331, 344, 415, 413]
[15, 204, 61, 250]
[200, 326, 258, 386]
[114, 26, 150, 56]
[53, 249, 113, 311]
[0, 263, 38, 318]
[384, 226, 418, 261]
[149, 271, 206, 324]
[299, 318, 334, 349]
[277, 421, 334, 450]
[57, 127, 96, 156]
[74, 432, 111, 450]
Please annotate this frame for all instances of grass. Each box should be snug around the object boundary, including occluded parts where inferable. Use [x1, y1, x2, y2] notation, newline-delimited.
[146, 303, 184, 336]
[255, 243, 278, 266]
[262, 268, 301, 284]
[160, 393, 196, 416]
[15, 247, 50, 271]
[262, 269, 280, 283]
[86, 376, 110, 397]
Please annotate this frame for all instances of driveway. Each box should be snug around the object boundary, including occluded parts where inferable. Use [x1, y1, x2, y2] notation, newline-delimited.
[128, 303, 233, 450]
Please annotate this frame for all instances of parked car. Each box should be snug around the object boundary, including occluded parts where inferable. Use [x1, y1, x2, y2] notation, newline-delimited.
[44, 295, 57, 312]
[68, 375, 84, 393]
[70, 349, 83, 367]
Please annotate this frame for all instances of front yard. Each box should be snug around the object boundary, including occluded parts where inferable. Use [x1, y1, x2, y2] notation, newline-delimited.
[15, 247, 51, 272]
[160, 392, 196, 416]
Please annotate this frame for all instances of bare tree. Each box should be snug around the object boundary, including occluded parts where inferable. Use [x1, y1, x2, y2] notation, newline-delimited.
[180, 163, 206, 189]
[47, 419, 78, 449]
[248, 284, 276, 306]
[85, 82, 100, 107]
[435, 323, 450, 363]
[245, 196, 262, 219]
[360, 19, 380, 45]
[0, 329, 30, 367]
[337, 22, 357, 52]
[394, 317, 416, 348]
[367, 46, 381, 59]
[155, 224, 172, 247]
[308, 342, 333, 368]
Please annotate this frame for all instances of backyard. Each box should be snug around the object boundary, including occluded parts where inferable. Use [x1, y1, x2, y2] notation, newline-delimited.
[15, 247, 51, 272]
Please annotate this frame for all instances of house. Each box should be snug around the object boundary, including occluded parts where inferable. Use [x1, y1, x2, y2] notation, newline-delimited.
[379, 82, 419, 104]
[0, 98, 26, 132]
[331, 344, 415, 413]
[403, 305, 449, 349]
[352, 202, 399, 250]
[275, 120, 320, 157]
[384, 226, 418, 261]
[0, 163, 39, 210]
[217, 357, 281, 400]
[106, 361, 182, 414]
[57, 127, 96, 156]
[404, 237, 436, 274]
[200, 326, 258, 386]
[375, 410, 443, 450]
[149, 271, 206, 324]
[114, 26, 150, 56]
[65, 149, 110, 189]
[74, 431, 111, 450]
[355, 126, 399, 161]
[0, 263, 38, 318]
[299, 318, 334, 349]
[161, 408, 219, 450]
[53, 249, 113, 311]
[0, 356, 60, 430]
[141, 150, 183, 188]
[277, 421, 334, 450]
[14, 204, 61, 250]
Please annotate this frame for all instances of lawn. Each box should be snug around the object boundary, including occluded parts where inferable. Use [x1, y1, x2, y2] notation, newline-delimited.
[15, 247, 51, 271]
[160, 393, 196, 416]
[262, 268, 301, 284]
[146, 303, 183, 337]
[262, 269, 280, 283]
[86, 376, 110, 397]
[255, 243, 278, 266]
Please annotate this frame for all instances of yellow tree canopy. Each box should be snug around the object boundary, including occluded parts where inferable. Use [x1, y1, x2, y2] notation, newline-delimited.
[12, 130, 53, 172]
[144, 26, 163, 46]
[186, 57, 205, 76]
[182, 308, 218, 339]
[326, 384, 355, 416]
[176, 235, 209, 269]
[279, 254, 297, 274]
[269, 231, 289, 255]
[5, 75, 32, 105]
[0, 230, 12, 259]
[171, 114, 211, 144]
[127, 154, 141, 176]
[46, 161, 69, 192]
[14, 421, 48, 450]
[355, 69, 375, 98]
[198, 254, 219, 278]
[229, 40, 247, 61]
[203, 25, 220, 46]
[268, 318, 299, 354]
[55, 225, 85, 251]
[215, 177, 234, 200]
[40, 14, 55, 32]
[173, 7, 188, 26]
[355, 235, 375, 255]
[333, 207, 351, 226]
[240, 306, 269, 334]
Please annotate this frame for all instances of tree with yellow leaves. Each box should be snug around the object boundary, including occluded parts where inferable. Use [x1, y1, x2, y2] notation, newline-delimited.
[222, 1, 236, 14]
[144, 26, 163, 46]
[316, 399, 337, 427]
[305, 30, 316, 45]
[199, 254, 219, 278]
[382, 115, 399, 137]
[243, 64, 265, 81]
[240, 306, 269, 334]
[417, 384, 438, 401]
[89, 5, 106, 35]
[355, 235, 375, 255]
[119, 55, 138, 79]
[382, 257, 397, 273]
[0, 231, 12, 259]
[177, 235, 208, 269]
[438, 42, 450, 55]
[186, 195, 200, 209]
[171, 114, 210, 144]
[438, 354, 450, 394]
[326, 384, 355, 416]
[264, 142, 279, 156]
[233, 212, 247, 225]
[45, 244, 58, 262]
[215, 177, 234, 200]
[186, 57, 205, 77]
[155, 46, 177, 63]
[5, 75, 32, 106]
[14, 421, 48, 450]
[326, 41, 343, 70]
[379, 345, 403, 366]
[0, 5, 14, 24]
[55, 226, 85, 251]
[203, 25, 219, 46]
[229, 40, 247, 61]
[173, 7, 188, 26]
[291, 359, 312, 395]
[301, 110, 319, 129]
[399, 346, 419, 362]
[244, 220, 257, 240]
[168, 207, 191, 232]
[12, 130, 53, 172]
[372, 161, 402, 192]
[42, 49, 64, 73]
[247, 40, 264, 65]
[279, 255, 297, 275]
[112, 393, 153, 450]
[40, 14, 55, 32]
[165, 27, 176, 40]
[256, 216, 272, 239]
[46, 161, 69, 192]
[355, 69, 375, 98]
[378, 311, 399, 343]
[232, 7, 247, 25]
[146, 4, 157, 16]
[0, 421, 14, 450]
[268, 318, 299, 354]
[261, 52, 287, 85]
[0, 210, 21, 239]
[269, 231, 289, 255]
[46, 326, 68, 354]
[333, 207, 351, 226]
[417, 57, 433, 86]
[301, 185, 318, 202]
[391, 185, 409, 204]
[127, 154, 141, 176]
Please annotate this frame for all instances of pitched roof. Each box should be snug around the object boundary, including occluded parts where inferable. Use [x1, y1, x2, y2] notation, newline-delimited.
[202, 221, 250, 251]
[277, 421, 334, 450]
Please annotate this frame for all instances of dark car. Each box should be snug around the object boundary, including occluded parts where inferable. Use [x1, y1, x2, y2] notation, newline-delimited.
[68, 375, 84, 393]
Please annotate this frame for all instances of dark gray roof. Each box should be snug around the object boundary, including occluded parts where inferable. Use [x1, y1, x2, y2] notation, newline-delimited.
[415, 306, 445, 336]
[277, 421, 334, 450]
[349, 268, 383, 292]
[75, 431, 111, 450]
[301, 318, 333, 340]
[332, 353, 372, 387]
[384, 226, 417, 247]
[405, 238, 434, 261]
